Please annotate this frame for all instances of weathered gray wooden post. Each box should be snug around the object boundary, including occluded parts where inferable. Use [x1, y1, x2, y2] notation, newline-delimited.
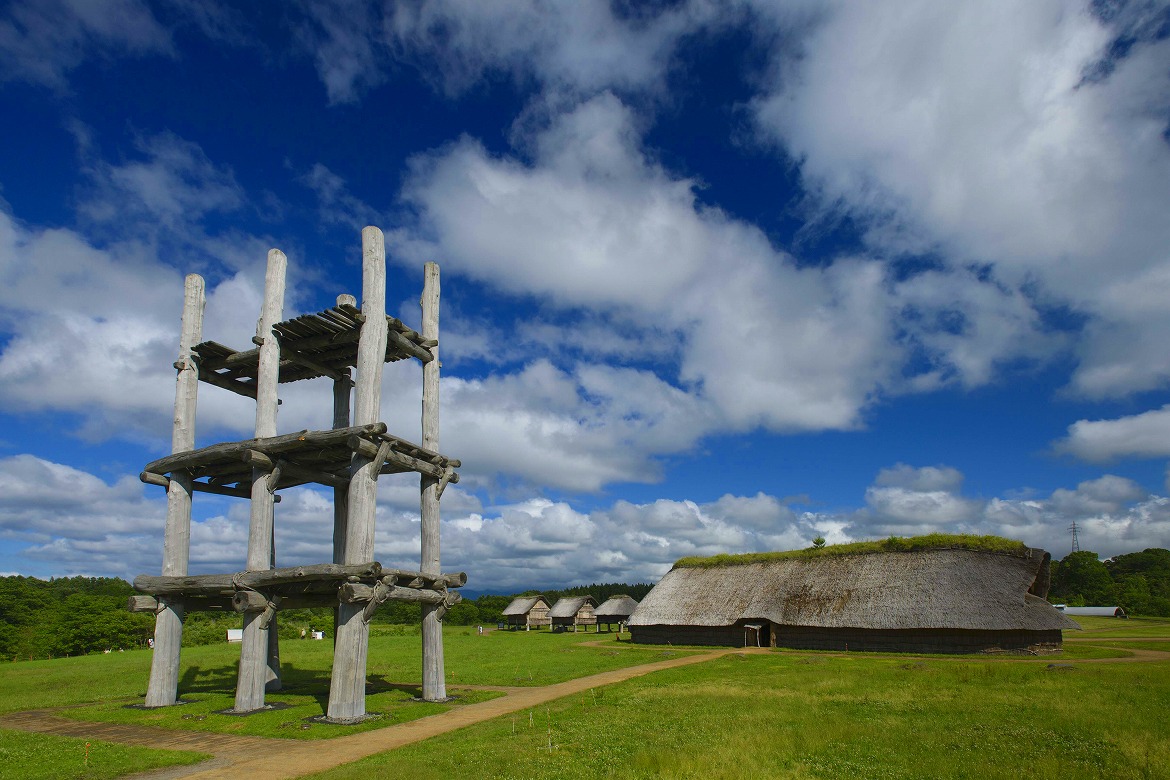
[145, 274, 204, 707]
[327, 227, 388, 721]
[420, 262, 446, 701]
[234, 248, 286, 712]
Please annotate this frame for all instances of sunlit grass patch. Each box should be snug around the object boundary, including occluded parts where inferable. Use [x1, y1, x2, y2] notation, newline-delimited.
[0, 729, 206, 780]
[61, 686, 503, 740]
[306, 651, 1170, 780]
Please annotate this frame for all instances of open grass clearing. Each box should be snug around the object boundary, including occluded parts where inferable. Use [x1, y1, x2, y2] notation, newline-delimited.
[1, 621, 1163, 778]
[0, 729, 207, 780]
[308, 651, 1170, 780]
[1067, 615, 1170, 638]
[7, 628, 695, 741]
[63, 687, 504, 740]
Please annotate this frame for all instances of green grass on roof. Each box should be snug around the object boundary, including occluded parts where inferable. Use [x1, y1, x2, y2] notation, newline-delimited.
[673, 534, 1030, 569]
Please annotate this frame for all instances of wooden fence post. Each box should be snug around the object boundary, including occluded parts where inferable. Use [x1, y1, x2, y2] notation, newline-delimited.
[145, 274, 204, 707]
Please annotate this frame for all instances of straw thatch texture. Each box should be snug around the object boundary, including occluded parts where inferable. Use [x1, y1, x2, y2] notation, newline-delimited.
[595, 595, 639, 622]
[502, 595, 551, 628]
[629, 548, 1078, 653]
[549, 596, 597, 629]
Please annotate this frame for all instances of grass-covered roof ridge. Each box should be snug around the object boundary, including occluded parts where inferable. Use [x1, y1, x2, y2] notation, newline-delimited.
[673, 534, 1030, 569]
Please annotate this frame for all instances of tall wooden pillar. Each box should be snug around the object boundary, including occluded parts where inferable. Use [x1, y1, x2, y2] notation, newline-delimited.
[420, 262, 446, 701]
[234, 249, 286, 713]
[327, 227, 388, 721]
[145, 274, 204, 707]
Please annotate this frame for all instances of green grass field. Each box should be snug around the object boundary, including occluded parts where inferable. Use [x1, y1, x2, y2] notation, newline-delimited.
[311, 646, 1170, 780]
[1, 620, 1167, 779]
[0, 730, 207, 780]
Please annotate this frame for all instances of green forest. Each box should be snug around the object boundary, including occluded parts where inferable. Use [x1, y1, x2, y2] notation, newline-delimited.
[1049, 548, 1170, 614]
[2, 548, 1164, 662]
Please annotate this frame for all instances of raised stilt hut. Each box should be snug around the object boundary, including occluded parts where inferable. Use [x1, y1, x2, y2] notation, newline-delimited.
[131, 227, 463, 721]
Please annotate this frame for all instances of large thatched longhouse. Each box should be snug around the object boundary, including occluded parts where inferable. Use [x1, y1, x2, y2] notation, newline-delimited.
[628, 536, 1079, 654]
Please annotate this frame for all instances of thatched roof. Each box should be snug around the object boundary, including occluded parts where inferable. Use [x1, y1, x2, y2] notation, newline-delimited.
[549, 595, 596, 618]
[502, 595, 547, 616]
[595, 595, 639, 619]
[629, 548, 1078, 632]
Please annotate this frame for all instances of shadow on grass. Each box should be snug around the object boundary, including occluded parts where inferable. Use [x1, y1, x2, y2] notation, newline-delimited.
[178, 663, 237, 695]
[367, 676, 423, 699]
[178, 662, 340, 704]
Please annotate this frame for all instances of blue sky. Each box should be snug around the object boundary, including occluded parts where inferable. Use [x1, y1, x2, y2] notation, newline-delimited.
[1, 0, 1169, 590]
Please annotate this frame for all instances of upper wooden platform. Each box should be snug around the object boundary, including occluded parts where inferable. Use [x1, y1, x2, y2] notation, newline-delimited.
[141, 424, 460, 498]
[191, 303, 435, 398]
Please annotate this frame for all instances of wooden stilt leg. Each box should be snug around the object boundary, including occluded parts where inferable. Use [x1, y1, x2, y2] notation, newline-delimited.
[145, 274, 203, 708]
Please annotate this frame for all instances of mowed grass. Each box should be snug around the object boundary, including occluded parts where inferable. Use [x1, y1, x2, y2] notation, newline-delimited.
[2, 621, 1167, 778]
[1066, 615, 1170, 638]
[309, 651, 1170, 780]
[62, 686, 504, 741]
[2, 628, 689, 742]
[0, 730, 207, 780]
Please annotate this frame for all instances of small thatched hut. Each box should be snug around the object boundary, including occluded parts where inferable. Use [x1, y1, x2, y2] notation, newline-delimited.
[549, 595, 597, 632]
[502, 595, 551, 630]
[629, 536, 1079, 654]
[594, 595, 639, 632]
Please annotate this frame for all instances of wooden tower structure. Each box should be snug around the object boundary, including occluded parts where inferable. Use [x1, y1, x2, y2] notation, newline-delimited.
[130, 227, 463, 721]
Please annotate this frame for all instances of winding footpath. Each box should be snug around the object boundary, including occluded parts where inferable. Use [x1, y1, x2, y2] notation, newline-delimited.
[2, 638, 1166, 780]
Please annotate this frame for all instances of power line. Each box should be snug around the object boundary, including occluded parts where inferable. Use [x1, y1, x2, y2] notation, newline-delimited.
[1068, 522, 1081, 554]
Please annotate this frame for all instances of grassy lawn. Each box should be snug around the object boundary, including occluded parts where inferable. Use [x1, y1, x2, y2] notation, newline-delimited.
[308, 651, 1170, 780]
[5, 628, 691, 742]
[0, 730, 207, 780]
[1, 620, 1166, 778]
[63, 686, 503, 740]
[1067, 615, 1170, 638]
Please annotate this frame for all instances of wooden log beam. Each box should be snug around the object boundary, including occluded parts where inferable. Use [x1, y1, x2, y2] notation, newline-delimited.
[240, 450, 349, 489]
[279, 343, 347, 381]
[347, 436, 458, 483]
[143, 424, 387, 476]
[338, 583, 448, 605]
[208, 327, 360, 372]
[195, 367, 259, 399]
[129, 595, 160, 612]
[133, 562, 382, 596]
[386, 328, 433, 363]
[141, 472, 280, 502]
[380, 568, 467, 589]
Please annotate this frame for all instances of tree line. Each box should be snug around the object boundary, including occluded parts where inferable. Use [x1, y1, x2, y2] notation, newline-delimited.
[11, 548, 1161, 662]
[1049, 548, 1170, 615]
[0, 576, 155, 661]
[0, 576, 652, 661]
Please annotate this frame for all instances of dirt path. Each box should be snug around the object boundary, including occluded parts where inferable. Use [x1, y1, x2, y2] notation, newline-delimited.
[0, 646, 754, 780]
[3, 639, 1166, 780]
